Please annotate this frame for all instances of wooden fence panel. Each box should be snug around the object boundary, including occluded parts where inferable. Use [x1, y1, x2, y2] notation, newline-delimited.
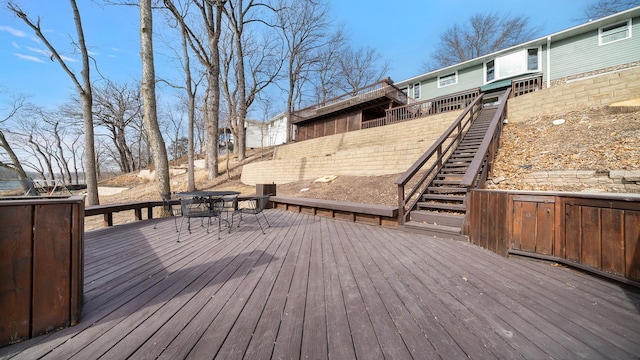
[601, 208, 624, 276]
[565, 204, 582, 263]
[468, 190, 640, 285]
[581, 207, 602, 269]
[467, 191, 510, 256]
[32, 203, 72, 335]
[0, 205, 32, 344]
[510, 196, 554, 254]
[536, 202, 555, 255]
[625, 211, 640, 281]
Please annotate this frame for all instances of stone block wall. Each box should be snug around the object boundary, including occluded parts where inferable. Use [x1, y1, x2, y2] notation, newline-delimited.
[522, 169, 640, 192]
[508, 66, 640, 123]
[242, 112, 457, 185]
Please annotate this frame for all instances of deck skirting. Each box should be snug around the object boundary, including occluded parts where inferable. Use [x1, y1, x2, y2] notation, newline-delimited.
[270, 195, 398, 227]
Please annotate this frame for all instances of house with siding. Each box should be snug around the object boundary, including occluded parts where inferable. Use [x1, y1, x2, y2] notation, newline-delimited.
[245, 113, 288, 149]
[395, 6, 640, 101]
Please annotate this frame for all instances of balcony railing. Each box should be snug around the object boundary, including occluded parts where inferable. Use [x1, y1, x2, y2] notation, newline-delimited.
[291, 79, 408, 123]
[511, 74, 543, 97]
[361, 88, 481, 130]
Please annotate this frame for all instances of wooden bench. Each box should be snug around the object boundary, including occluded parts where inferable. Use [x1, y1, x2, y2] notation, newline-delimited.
[85, 196, 255, 228]
[85, 200, 178, 227]
[270, 196, 398, 227]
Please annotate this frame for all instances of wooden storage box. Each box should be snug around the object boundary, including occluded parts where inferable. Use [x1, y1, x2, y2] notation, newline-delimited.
[0, 196, 84, 346]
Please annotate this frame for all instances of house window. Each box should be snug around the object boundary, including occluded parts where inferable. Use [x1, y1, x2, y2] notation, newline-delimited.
[485, 47, 541, 83]
[600, 20, 631, 45]
[486, 60, 495, 82]
[438, 72, 457, 88]
[413, 83, 420, 99]
[527, 48, 539, 71]
[401, 87, 408, 95]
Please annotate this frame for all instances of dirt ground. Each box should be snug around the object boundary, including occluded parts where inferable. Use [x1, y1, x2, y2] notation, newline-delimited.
[85, 105, 639, 230]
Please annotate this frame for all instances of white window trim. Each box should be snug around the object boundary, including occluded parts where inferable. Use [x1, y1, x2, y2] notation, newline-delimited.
[527, 47, 540, 72]
[437, 72, 458, 88]
[484, 46, 541, 84]
[599, 19, 632, 46]
[413, 83, 420, 99]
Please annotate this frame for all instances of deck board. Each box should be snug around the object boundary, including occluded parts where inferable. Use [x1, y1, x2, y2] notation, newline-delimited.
[1, 209, 640, 359]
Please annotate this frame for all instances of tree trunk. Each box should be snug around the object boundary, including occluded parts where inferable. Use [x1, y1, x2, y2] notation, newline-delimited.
[140, 0, 171, 199]
[70, 0, 99, 204]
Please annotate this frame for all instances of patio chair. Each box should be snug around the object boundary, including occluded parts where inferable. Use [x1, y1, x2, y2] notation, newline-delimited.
[176, 196, 224, 242]
[218, 194, 239, 228]
[153, 193, 180, 232]
[233, 194, 271, 234]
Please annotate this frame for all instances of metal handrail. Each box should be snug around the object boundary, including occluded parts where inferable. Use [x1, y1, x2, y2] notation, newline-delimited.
[395, 93, 484, 224]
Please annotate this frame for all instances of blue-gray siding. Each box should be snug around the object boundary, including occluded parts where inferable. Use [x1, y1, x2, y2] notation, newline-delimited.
[549, 16, 640, 80]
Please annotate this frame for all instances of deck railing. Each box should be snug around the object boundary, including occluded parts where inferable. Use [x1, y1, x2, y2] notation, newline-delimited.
[395, 94, 484, 224]
[361, 88, 481, 130]
[460, 87, 511, 189]
[291, 79, 407, 123]
[467, 189, 640, 287]
[511, 74, 543, 97]
[361, 116, 386, 129]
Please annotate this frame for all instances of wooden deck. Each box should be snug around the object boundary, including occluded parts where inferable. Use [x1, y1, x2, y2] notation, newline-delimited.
[1, 209, 639, 359]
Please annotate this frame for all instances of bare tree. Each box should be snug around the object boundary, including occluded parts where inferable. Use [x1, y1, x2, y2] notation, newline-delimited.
[313, 28, 347, 103]
[0, 92, 39, 195]
[164, 0, 226, 181]
[582, 0, 640, 20]
[7, 0, 100, 204]
[140, 0, 171, 199]
[221, 0, 281, 161]
[277, 0, 330, 142]
[424, 12, 538, 70]
[92, 81, 142, 174]
[338, 46, 390, 92]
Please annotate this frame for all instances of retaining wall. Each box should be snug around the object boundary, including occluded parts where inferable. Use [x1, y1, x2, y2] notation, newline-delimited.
[242, 112, 457, 185]
[522, 169, 640, 193]
[508, 66, 640, 123]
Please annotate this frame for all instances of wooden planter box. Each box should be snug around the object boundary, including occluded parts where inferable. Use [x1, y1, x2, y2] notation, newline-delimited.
[0, 195, 84, 347]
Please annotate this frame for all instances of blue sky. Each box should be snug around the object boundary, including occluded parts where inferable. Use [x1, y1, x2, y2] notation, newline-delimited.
[0, 0, 590, 113]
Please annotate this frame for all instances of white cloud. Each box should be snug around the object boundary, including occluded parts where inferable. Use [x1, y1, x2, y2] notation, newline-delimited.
[0, 25, 26, 37]
[13, 53, 45, 63]
[26, 46, 51, 57]
[61, 55, 77, 62]
[11, 41, 20, 49]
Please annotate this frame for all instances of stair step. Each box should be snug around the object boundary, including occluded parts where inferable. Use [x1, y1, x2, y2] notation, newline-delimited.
[400, 221, 467, 241]
[427, 186, 467, 194]
[436, 173, 463, 179]
[432, 179, 462, 185]
[457, 142, 482, 146]
[410, 211, 465, 226]
[444, 164, 471, 169]
[422, 194, 466, 202]
[452, 150, 476, 156]
[417, 202, 466, 212]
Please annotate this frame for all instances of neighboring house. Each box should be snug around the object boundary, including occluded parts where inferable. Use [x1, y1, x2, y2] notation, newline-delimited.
[396, 6, 640, 100]
[291, 78, 409, 141]
[245, 113, 288, 148]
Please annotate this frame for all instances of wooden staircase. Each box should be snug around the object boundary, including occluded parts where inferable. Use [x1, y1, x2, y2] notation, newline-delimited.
[396, 88, 510, 240]
[402, 106, 498, 239]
